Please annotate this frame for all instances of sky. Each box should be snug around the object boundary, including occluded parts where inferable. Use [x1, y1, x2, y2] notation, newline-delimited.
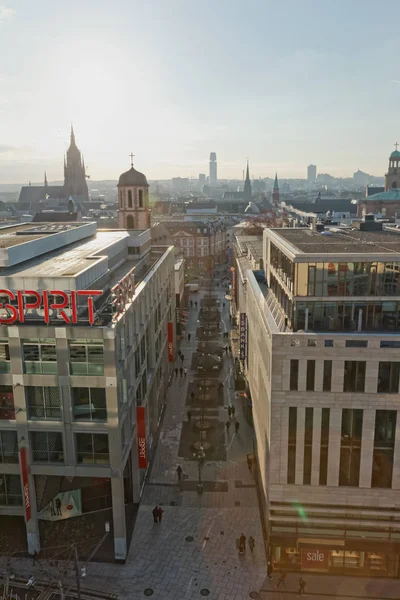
[1, 0, 400, 183]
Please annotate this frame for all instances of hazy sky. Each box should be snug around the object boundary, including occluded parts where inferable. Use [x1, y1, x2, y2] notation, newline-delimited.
[1, 0, 400, 183]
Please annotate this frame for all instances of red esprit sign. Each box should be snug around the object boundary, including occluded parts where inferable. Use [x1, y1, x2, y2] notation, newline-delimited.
[0, 289, 102, 325]
[20, 447, 31, 522]
[136, 407, 147, 469]
[111, 267, 135, 319]
[301, 548, 329, 569]
[167, 321, 174, 363]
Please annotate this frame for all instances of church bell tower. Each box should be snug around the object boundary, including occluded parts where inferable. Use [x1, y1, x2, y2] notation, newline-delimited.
[385, 143, 400, 190]
[117, 154, 150, 230]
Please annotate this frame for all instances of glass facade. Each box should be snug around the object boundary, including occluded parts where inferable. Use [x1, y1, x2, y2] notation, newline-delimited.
[69, 341, 104, 375]
[23, 339, 57, 374]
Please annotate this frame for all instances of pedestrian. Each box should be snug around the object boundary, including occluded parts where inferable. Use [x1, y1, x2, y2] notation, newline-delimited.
[175, 367, 178, 377]
[247, 456, 253, 471]
[249, 536, 255, 553]
[267, 561, 273, 578]
[176, 465, 183, 481]
[276, 572, 287, 589]
[55, 497, 62, 516]
[187, 409, 192, 422]
[235, 421, 240, 434]
[239, 533, 246, 553]
[225, 420, 231, 432]
[32, 551, 38, 566]
[229, 345, 232, 353]
[188, 333, 191, 342]
[178, 349, 182, 358]
[26, 576, 36, 590]
[157, 506, 164, 523]
[298, 577, 306, 596]
[184, 367, 187, 377]
[190, 392, 195, 401]
[231, 405, 236, 417]
[195, 301, 197, 308]
[180, 367, 183, 377]
[152, 505, 159, 524]
[190, 300, 193, 307]
[223, 302, 225, 309]
[228, 406, 232, 417]
[181, 353, 184, 363]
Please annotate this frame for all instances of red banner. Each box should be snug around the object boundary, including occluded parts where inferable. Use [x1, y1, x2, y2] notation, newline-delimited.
[20, 448, 31, 522]
[167, 321, 174, 362]
[301, 548, 329, 569]
[136, 407, 147, 469]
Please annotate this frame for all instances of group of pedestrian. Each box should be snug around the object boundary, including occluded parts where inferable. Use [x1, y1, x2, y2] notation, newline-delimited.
[152, 505, 164, 523]
[267, 567, 307, 597]
[238, 533, 255, 553]
[178, 350, 185, 363]
[225, 419, 240, 434]
[175, 366, 187, 377]
[227, 404, 236, 417]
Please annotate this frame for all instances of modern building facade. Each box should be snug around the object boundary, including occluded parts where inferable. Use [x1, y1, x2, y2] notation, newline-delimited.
[234, 220, 400, 578]
[0, 222, 175, 561]
[163, 220, 228, 271]
[307, 164, 317, 182]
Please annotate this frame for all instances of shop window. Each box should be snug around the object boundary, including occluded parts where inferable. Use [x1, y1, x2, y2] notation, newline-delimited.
[26, 386, 61, 420]
[339, 409, 363, 486]
[23, 340, 57, 374]
[76, 433, 109, 465]
[31, 431, 64, 463]
[287, 407, 297, 484]
[69, 342, 104, 376]
[323, 361, 332, 392]
[0, 474, 22, 506]
[0, 430, 18, 463]
[290, 360, 299, 391]
[377, 362, 400, 394]
[372, 410, 396, 488]
[319, 408, 330, 485]
[303, 408, 313, 484]
[344, 361, 366, 392]
[306, 360, 315, 391]
[72, 388, 107, 421]
[0, 386, 15, 420]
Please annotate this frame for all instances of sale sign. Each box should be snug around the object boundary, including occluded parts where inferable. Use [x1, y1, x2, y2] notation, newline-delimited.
[136, 407, 147, 469]
[301, 548, 329, 569]
[167, 321, 174, 363]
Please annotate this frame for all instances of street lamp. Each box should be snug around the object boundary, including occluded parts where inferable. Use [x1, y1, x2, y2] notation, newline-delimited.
[193, 446, 205, 494]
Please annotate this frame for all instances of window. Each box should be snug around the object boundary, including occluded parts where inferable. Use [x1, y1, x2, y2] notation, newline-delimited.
[325, 340, 334, 347]
[303, 408, 313, 484]
[69, 342, 104, 375]
[72, 388, 107, 421]
[378, 362, 400, 393]
[127, 215, 134, 229]
[323, 361, 332, 392]
[31, 431, 64, 463]
[344, 361, 366, 392]
[26, 387, 61, 420]
[339, 409, 363, 486]
[0, 474, 22, 506]
[307, 339, 316, 347]
[76, 433, 109, 464]
[346, 340, 367, 348]
[138, 189, 144, 208]
[23, 340, 57, 374]
[380, 340, 400, 348]
[319, 408, 330, 485]
[0, 430, 18, 463]
[290, 360, 299, 391]
[287, 407, 297, 484]
[306, 360, 315, 391]
[372, 410, 396, 488]
[127, 190, 132, 208]
[0, 386, 14, 420]
[0, 341, 10, 373]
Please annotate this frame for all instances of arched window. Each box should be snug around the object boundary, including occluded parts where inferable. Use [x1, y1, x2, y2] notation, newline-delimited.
[138, 189, 144, 208]
[128, 190, 133, 208]
[393, 182, 397, 188]
[127, 215, 134, 229]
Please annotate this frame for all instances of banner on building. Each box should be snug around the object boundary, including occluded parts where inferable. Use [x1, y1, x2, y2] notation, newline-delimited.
[231, 266, 236, 302]
[38, 490, 82, 521]
[20, 447, 31, 522]
[167, 321, 174, 362]
[137, 407, 147, 469]
[301, 548, 329, 569]
[239, 313, 248, 360]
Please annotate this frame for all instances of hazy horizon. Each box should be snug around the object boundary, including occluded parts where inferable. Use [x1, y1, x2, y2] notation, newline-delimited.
[1, 0, 399, 183]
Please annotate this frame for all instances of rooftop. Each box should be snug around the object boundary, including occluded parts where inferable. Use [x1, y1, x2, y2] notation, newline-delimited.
[271, 227, 400, 256]
[364, 190, 400, 202]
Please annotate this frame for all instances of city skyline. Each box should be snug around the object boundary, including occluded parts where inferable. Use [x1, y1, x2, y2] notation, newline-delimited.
[1, 0, 400, 182]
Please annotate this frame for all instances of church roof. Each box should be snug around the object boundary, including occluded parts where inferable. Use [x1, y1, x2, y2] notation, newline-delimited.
[391, 150, 400, 158]
[364, 190, 400, 202]
[118, 167, 148, 187]
[18, 185, 65, 206]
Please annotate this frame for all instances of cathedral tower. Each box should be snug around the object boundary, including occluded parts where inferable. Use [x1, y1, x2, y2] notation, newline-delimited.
[118, 155, 150, 230]
[64, 126, 89, 200]
[385, 144, 400, 190]
[272, 173, 280, 206]
[243, 160, 252, 201]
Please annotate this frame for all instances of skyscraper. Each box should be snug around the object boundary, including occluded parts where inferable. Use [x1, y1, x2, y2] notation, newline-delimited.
[307, 164, 317, 182]
[209, 152, 217, 185]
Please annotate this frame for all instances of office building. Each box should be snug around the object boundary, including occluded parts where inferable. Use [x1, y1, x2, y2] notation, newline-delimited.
[307, 164, 317, 182]
[234, 219, 400, 578]
[209, 152, 217, 185]
[0, 221, 175, 561]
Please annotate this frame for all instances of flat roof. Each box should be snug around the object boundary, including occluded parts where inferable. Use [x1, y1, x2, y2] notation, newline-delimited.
[271, 227, 400, 256]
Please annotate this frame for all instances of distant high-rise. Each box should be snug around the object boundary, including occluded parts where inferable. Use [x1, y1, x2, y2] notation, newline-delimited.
[307, 164, 317, 182]
[199, 173, 206, 188]
[209, 152, 217, 185]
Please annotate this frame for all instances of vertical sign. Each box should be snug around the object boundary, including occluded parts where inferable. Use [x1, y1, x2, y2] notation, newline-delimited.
[231, 266, 236, 303]
[239, 313, 247, 360]
[20, 448, 31, 522]
[167, 321, 174, 362]
[136, 407, 147, 469]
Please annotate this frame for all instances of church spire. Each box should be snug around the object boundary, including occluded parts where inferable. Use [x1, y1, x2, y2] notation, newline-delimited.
[44, 172, 48, 187]
[70, 124, 76, 146]
[272, 173, 280, 206]
[244, 159, 252, 201]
